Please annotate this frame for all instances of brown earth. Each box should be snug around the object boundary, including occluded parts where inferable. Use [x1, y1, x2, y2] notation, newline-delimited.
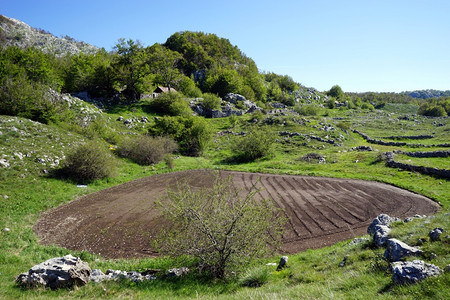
[34, 170, 440, 259]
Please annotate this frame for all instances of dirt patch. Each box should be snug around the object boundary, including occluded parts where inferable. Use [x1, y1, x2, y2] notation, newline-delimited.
[34, 170, 440, 258]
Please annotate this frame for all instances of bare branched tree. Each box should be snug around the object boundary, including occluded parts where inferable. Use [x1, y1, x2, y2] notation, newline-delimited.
[153, 173, 285, 279]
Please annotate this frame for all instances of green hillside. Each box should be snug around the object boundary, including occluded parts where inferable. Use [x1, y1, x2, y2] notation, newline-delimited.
[0, 15, 449, 299]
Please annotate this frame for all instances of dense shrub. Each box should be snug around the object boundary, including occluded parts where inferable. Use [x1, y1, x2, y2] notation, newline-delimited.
[231, 126, 275, 162]
[200, 93, 221, 110]
[150, 91, 192, 116]
[150, 115, 212, 156]
[361, 102, 375, 110]
[116, 135, 178, 165]
[176, 75, 202, 98]
[418, 103, 447, 117]
[294, 104, 322, 116]
[62, 141, 116, 183]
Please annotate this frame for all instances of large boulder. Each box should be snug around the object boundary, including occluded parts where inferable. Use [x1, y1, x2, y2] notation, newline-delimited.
[367, 214, 401, 247]
[372, 225, 391, 247]
[384, 238, 423, 262]
[391, 260, 441, 284]
[16, 255, 91, 289]
[223, 93, 257, 109]
[223, 93, 247, 104]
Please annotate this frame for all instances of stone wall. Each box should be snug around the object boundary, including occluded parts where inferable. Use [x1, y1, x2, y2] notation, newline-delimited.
[384, 152, 450, 179]
[353, 130, 450, 148]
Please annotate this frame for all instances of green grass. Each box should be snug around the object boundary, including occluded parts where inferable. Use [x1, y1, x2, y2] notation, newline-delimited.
[0, 105, 449, 299]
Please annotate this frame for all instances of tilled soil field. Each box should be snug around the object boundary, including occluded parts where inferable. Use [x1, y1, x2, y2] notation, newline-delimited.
[34, 170, 440, 258]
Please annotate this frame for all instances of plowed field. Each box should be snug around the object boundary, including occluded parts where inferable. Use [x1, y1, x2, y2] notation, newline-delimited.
[34, 170, 440, 258]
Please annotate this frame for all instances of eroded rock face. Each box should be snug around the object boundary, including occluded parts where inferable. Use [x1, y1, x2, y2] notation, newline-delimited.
[391, 260, 441, 284]
[16, 255, 91, 289]
[384, 238, 423, 262]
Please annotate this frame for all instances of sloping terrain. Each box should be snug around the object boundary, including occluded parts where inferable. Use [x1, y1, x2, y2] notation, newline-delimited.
[0, 15, 98, 56]
[34, 169, 440, 258]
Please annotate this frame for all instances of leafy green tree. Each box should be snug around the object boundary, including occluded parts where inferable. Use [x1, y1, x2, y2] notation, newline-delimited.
[63, 49, 113, 97]
[327, 85, 344, 100]
[112, 38, 152, 100]
[204, 68, 243, 97]
[153, 173, 285, 279]
[146, 43, 182, 91]
[175, 75, 202, 97]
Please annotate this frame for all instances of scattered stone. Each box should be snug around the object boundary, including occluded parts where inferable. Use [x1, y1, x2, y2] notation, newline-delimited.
[384, 238, 423, 262]
[3, 228, 10, 232]
[429, 227, 444, 241]
[391, 260, 441, 284]
[351, 146, 373, 151]
[404, 214, 427, 222]
[276, 256, 288, 271]
[0, 159, 10, 168]
[91, 268, 158, 283]
[165, 267, 189, 278]
[349, 237, 369, 245]
[16, 255, 91, 289]
[339, 255, 349, 267]
[416, 238, 427, 246]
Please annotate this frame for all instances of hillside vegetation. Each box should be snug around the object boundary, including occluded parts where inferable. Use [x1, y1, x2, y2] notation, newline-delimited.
[0, 15, 449, 299]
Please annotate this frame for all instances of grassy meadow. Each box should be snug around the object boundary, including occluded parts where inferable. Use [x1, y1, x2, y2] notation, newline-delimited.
[0, 103, 449, 299]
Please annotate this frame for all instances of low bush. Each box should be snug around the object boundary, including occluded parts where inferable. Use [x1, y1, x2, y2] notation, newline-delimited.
[61, 141, 116, 183]
[150, 116, 212, 156]
[239, 266, 270, 287]
[294, 104, 322, 116]
[150, 91, 192, 116]
[231, 126, 275, 162]
[200, 93, 221, 110]
[116, 135, 178, 165]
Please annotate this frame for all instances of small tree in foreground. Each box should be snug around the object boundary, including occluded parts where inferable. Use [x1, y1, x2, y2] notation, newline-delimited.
[153, 174, 285, 279]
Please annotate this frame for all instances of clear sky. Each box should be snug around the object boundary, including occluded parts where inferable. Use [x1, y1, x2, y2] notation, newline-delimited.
[2, 0, 449, 93]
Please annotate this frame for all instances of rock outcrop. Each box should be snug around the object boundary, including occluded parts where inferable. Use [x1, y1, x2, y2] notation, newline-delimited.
[391, 260, 441, 284]
[0, 15, 98, 56]
[384, 238, 423, 262]
[367, 214, 401, 247]
[16, 255, 91, 289]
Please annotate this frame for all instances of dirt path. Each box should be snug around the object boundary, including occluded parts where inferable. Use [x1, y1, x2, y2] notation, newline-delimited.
[34, 170, 440, 258]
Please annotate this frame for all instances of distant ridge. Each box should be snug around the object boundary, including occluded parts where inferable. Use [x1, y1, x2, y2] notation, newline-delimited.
[402, 89, 450, 99]
[0, 15, 98, 56]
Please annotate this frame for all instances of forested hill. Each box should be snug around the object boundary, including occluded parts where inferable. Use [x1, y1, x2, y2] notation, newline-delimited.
[1, 14, 326, 111]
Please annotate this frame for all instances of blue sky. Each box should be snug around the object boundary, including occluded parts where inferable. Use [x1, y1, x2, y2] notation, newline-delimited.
[2, 0, 449, 92]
